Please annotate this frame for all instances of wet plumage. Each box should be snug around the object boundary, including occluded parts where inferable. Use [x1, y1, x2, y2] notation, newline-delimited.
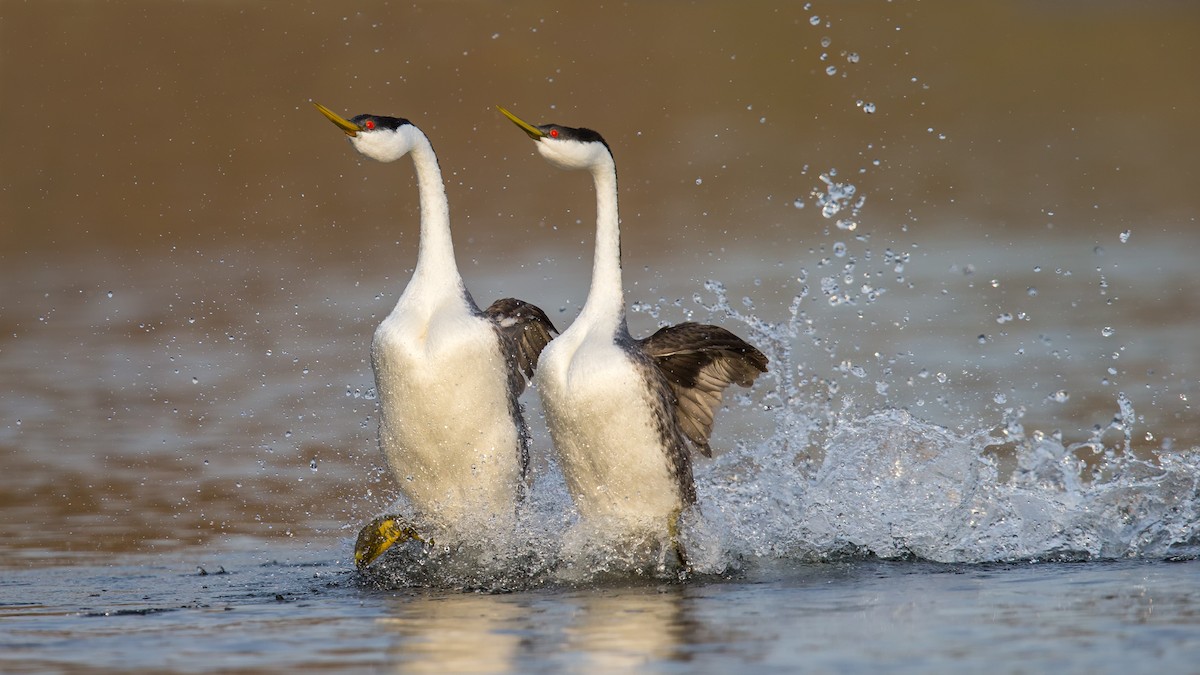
[498, 106, 767, 562]
[314, 103, 556, 567]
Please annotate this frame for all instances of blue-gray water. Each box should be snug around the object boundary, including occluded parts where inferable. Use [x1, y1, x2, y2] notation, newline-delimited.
[3, 552, 1198, 673]
[3, 2, 1199, 672]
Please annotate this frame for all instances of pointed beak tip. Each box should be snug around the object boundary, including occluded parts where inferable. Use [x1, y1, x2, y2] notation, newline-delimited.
[497, 106, 546, 141]
[314, 102, 362, 137]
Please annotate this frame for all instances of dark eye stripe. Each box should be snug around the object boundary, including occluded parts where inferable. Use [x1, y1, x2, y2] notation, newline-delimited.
[349, 114, 412, 131]
[539, 124, 611, 155]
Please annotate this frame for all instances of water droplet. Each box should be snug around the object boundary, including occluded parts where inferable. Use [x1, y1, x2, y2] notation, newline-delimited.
[191, 377, 199, 385]
[1119, 229, 1131, 243]
[106, 291, 114, 299]
[847, 52, 860, 63]
[1049, 390, 1070, 403]
[1101, 326, 1115, 337]
[935, 372, 948, 384]
[1027, 287, 1038, 297]
[793, 198, 805, 209]
[695, 177, 703, 186]
[832, 242, 847, 257]
[809, 15, 821, 26]
[862, 102, 876, 114]
[825, 65, 838, 76]
[310, 458, 318, 472]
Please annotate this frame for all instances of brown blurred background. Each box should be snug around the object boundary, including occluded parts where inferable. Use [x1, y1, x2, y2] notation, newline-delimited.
[3, 1, 1197, 261]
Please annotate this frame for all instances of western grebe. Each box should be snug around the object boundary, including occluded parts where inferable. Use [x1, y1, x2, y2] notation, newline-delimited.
[497, 106, 767, 566]
[314, 103, 556, 568]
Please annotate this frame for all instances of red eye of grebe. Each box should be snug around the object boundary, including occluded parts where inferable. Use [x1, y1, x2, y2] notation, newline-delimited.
[364, 119, 376, 130]
[549, 128, 559, 138]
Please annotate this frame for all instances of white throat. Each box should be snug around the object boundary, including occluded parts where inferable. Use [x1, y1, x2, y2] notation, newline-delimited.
[572, 155, 625, 335]
[355, 127, 465, 304]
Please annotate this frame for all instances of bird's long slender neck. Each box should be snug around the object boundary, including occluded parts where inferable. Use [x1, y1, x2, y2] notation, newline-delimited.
[576, 160, 625, 333]
[406, 134, 464, 295]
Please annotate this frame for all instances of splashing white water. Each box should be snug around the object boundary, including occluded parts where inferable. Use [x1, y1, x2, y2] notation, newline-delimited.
[357, 155, 1199, 587]
[359, 274, 1199, 590]
[698, 407, 1200, 565]
[684, 279, 1200, 567]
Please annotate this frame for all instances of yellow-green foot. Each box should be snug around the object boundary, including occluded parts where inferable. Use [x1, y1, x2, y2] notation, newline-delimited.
[354, 514, 425, 569]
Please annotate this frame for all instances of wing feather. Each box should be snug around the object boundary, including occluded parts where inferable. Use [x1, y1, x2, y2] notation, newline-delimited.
[483, 297, 559, 395]
[640, 322, 768, 457]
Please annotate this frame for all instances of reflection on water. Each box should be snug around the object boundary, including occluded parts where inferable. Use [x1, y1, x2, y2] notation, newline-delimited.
[380, 593, 531, 673]
[377, 586, 692, 673]
[564, 589, 690, 671]
[2, 555, 1197, 673]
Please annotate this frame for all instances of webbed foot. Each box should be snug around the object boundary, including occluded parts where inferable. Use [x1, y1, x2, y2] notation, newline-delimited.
[354, 514, 426, 569]
[668, 509, 692, 575]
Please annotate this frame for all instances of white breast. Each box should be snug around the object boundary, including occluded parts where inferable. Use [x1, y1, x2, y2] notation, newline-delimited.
[372, 299, 522, 529]
[537, 332, 684, 532]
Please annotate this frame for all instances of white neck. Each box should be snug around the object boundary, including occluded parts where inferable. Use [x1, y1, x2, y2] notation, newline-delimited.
[404, 133, 465, 298]
[575, 160, 625, 334]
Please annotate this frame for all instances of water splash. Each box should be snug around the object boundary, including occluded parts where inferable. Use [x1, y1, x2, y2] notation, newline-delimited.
[689, 281, 1200, 565]
[356, 251, 1199, 589]
[394, 272, 1197, 585]
[813, 171, 864, 225]
[698, 406, 1200, 564]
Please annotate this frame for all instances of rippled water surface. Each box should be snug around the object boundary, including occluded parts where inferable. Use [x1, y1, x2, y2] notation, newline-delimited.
[3, 554, 1198, 673]
[3, 1, 1199, 672]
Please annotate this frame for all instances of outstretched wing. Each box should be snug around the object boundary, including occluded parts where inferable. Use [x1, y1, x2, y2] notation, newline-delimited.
[483, 297, 559, 394]
[639, 322, 768, 457]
